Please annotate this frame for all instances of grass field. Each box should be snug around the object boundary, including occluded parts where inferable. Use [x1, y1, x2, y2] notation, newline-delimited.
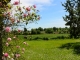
[18, 34, 69, 40]
[20, 39, 80, 60]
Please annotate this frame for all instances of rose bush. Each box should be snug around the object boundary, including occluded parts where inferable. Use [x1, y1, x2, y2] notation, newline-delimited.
[0, 0, 40, 60]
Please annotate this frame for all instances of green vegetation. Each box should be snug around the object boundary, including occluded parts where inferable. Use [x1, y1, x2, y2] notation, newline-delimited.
[19, 39, 80, 60]
[14, 27, 69, 35]
[19, 34, 69, 40]
[62, 0, 80, 38]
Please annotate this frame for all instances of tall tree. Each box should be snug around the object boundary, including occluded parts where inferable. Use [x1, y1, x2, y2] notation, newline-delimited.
[62, 0, 80, 38]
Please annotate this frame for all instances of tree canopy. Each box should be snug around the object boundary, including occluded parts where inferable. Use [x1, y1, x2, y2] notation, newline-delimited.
[62, 0, 80, 38]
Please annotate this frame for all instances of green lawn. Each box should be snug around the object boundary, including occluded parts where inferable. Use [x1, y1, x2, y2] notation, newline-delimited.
[20, 39, 80, 60]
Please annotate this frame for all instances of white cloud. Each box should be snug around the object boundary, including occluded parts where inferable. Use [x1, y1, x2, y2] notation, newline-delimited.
[11, 0, 54, 10]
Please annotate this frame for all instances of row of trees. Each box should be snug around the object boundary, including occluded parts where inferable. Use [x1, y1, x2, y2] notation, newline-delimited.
[16, 27, 69, 35]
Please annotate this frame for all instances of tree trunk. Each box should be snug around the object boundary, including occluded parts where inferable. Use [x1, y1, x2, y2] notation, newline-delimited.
[0, 16, 3, 60]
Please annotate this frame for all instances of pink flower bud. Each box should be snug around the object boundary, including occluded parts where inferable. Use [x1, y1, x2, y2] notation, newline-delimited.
[7, 38, 11, 41]
[16, 46, 20, 48]
[22, 48, 25, 51]
[13, 1, 19, 5]
[4, 53, 8, 57]
[23, 42, 26, 44]
[18, 7, 21, 10]
[15, 54, 20, 58]
[33, 5, 36, 8]
[5, 42, 9, 46]
[26, 7, 30, 11]
[5, 27, 10, 32]
[18, 30, 21, 32]
[23, 14, 27, 17]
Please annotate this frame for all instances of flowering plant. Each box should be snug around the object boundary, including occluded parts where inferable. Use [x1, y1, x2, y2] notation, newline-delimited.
[0, 0, 40, 60]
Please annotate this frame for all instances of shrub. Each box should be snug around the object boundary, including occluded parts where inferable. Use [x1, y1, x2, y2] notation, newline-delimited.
[43, 37, 49, 40]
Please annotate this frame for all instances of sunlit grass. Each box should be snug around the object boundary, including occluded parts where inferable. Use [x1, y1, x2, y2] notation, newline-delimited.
[19, 39, 80, 60]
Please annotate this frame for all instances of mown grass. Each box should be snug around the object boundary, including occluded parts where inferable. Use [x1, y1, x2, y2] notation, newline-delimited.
[20, 39, 80, 60]
[28, 34, 69, 38]
[18, 34, 69, 40]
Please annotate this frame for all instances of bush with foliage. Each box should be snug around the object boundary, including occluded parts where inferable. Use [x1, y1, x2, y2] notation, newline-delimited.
[0, 0, 40, 60]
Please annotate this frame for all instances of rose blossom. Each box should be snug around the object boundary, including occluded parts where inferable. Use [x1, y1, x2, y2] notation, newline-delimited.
[23, 14, 27, 17]
[22, 48, 25, 51]
[13, 1, 19, 5]
[15, 54, 20, 58]
[5, 42, 9, 46]
[33, 5, 36, 8]
[26, 7, 30, 11]
[18, 29, 21, 32]
[7, 37, 11, 41]
[5, 27, 10, 32]
[4, 53, 8, 57]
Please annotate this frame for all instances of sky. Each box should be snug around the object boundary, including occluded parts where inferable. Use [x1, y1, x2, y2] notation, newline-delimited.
[11, 0, 68, 30]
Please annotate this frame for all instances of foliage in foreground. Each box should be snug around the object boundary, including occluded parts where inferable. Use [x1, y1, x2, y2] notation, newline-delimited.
[0, 0, 40, 60]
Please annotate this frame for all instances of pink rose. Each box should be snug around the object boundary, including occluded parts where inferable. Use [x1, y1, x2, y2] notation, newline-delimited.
[4, 53, 8, 57]
[18, 30, 21, 32]
[5, 27, 10, 32]
[7, 38, 11, 41]
[33, 5, 36, 8]
[13, 1, 19, 5]
[26, 7, 30, 11]
[23, 14, 27, 17]
[15, 54, 20, 58]
[5, 42, 9, 46]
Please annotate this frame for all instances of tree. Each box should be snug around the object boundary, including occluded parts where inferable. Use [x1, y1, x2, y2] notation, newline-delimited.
[38, 27, 43, 31]
[31, 29, 37, 34]
[45, 28, 53, 34]
[0, 0, 40, 60]
[36, 29, 41, 34]
[53, 27, 57, 32]
[23, 28, 28, 35]
[62, 0, 80, 38]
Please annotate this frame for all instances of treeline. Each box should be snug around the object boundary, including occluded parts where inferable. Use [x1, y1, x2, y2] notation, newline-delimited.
[14, 27, 69, 35]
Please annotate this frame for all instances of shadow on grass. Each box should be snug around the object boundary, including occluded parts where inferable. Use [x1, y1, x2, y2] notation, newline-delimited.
[59, 42, 80, 55]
